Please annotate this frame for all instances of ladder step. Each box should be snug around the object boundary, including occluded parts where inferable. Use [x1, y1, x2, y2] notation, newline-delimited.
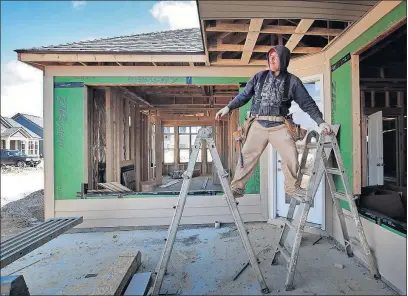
[277, 244, 291, 262]
[284, 219, 295, 230]
[306, 143, 333, 149]
[326, 168, 341, 175]
[334, 191, 358, 202]
[333, 192, 348, 201]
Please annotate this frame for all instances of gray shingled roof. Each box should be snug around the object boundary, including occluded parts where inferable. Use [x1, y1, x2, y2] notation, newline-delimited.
[15, 28, 204, 54]
[13, 113, 43, 129]
[2, 117, 40, 138]
[1, 127, 22, 138]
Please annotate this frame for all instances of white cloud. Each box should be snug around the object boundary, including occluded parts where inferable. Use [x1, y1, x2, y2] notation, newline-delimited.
[150, 1, 199, 30]
[1, 61, 43, 117]
[72, 1, 86, 9]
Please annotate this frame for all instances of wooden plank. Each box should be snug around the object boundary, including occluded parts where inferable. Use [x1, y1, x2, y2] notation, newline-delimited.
[207, 23, 343, 36]
[200, 20, 211, 66]
[285, 19, 315, 52]
[115, 91, 121, 182]
[56, 194, 261, 211]
[57, 205, 262, 219]
[91, 251, 141, 296]
[241, 19, 264, 64]
[175, 125, 180, 167]
[130, 103, 135, 160]
[98, 183, 120, 192]
[159, 180, 180, 188]
[86, 86, 92, 187]
[119, 94, 124, 162]
[208, 44, 322, 54]
[64, 214, 265, 228]
[361, 91, 368, 187]
[134, 105, 141, 191]
[351, 55, 361, 195]
[106, 89, 114, 182]
[155, 115, 163, 185]
[125, 99, 130, 160]
[111, 182, 132, 192]
[19, 53, 207, 63]
[124, 272, 152, 296]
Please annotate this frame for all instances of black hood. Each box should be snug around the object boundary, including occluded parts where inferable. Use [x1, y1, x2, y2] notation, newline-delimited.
[266, 45, 291, 74]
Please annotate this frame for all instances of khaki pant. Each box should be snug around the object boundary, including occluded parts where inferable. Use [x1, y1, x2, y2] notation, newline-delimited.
[231, 121, 300, 194]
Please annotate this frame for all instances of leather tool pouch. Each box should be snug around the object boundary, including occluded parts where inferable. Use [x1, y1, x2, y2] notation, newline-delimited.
[283, 116, 307, 142]
[233, 116, 256, 145]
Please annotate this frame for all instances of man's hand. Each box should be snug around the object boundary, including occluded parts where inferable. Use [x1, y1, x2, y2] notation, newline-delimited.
[215, 106, 230, 120]
[319, 122, 332, 134]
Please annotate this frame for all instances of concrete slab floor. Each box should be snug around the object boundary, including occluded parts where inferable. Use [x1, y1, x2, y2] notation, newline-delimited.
[0, 222, 398, 295]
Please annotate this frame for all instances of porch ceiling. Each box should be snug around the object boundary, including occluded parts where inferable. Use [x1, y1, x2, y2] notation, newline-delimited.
[115, 85, 238, 120]
[198, 0, 379, 66]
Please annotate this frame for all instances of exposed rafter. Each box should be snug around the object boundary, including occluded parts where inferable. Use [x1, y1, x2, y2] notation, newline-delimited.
[241, 19, 264, 64]
[285, 19, 315, 52]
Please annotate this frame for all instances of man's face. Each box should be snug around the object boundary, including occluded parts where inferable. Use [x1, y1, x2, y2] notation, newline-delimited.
[269, 50, 280, 72]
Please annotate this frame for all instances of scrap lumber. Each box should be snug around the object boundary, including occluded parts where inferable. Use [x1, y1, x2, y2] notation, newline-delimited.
[97, 182, 132, 192]
[91, 251, 142, 296]
[159, 180, 180, 188]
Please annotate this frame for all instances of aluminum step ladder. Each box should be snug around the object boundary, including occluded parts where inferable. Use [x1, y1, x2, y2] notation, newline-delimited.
[271, 127, 381, 291]
[149, 127, 270, 295]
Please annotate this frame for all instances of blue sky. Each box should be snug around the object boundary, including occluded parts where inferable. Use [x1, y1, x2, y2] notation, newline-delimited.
[1, 1, 199, 116]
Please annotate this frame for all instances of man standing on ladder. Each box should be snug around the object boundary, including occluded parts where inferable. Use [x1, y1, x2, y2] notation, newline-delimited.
[215, 45, 332, 199]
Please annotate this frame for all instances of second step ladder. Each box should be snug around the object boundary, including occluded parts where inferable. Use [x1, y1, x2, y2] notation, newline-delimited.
[272, 126, 381, 291]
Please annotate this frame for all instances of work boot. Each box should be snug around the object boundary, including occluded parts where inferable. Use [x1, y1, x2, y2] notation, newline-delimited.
[231, 187, 245, 199]
[223, 187, 244, 200]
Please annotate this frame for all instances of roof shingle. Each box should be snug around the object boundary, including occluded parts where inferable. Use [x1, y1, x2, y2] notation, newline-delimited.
[15, 28, 204, 54]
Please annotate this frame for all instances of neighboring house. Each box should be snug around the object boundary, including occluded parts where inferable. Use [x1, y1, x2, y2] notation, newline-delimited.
[14, 1, 407, 293]
[1, 116, 41, 157]
[12, 113, 44, 157]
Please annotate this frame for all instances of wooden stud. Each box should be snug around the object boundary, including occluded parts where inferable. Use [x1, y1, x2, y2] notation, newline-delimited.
[175, 125, 180, 168]
[241, 19, 264, 64]
[106, 88, 114, 182]
[385, 91, 390, 107]
[371, 90, 375, 108]
[134, 105, 141, 191]
[351, 55, 361, 195]
[200, 20, 211, 66]
[361, 90, 368, 187]
[155, 114, 163, 185]
[285, 19, 315, 52]
[125, 99, 130, 160]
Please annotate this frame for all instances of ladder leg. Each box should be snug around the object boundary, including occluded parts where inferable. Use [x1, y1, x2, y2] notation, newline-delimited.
[321, 149, 353, 257]
[150, 144, 201, 295]
[271, 198, 297, 265]
[206, 137, 270, 294]
[285, 202, 311, 291]
[330, 135, 380, 279]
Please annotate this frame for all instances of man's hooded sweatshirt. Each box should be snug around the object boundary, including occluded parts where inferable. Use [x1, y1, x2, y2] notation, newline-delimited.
[227, 45, 324, 128]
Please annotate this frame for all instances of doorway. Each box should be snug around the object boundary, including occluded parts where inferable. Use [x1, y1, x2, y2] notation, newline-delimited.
[269, 75, 325, 227]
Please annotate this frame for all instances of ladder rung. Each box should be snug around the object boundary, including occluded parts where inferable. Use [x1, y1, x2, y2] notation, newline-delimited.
[334, 191, 358, 202]
[284, 219, 295, 230]
[326, 168, 341, 175]
[277, 244, 291, 262]
[333, 192, 348, 201]
[306, 142, 332, 149]
[290, 195, 306, 203]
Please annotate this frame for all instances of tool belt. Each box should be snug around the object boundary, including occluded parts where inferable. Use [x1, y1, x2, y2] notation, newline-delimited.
[233, 114, 307, 145]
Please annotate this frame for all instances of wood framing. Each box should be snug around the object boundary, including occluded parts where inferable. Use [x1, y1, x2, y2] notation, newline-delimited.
[285, 19, 315, 52]
[241, 19, 264, 64]
[351, 54, 361, 194]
